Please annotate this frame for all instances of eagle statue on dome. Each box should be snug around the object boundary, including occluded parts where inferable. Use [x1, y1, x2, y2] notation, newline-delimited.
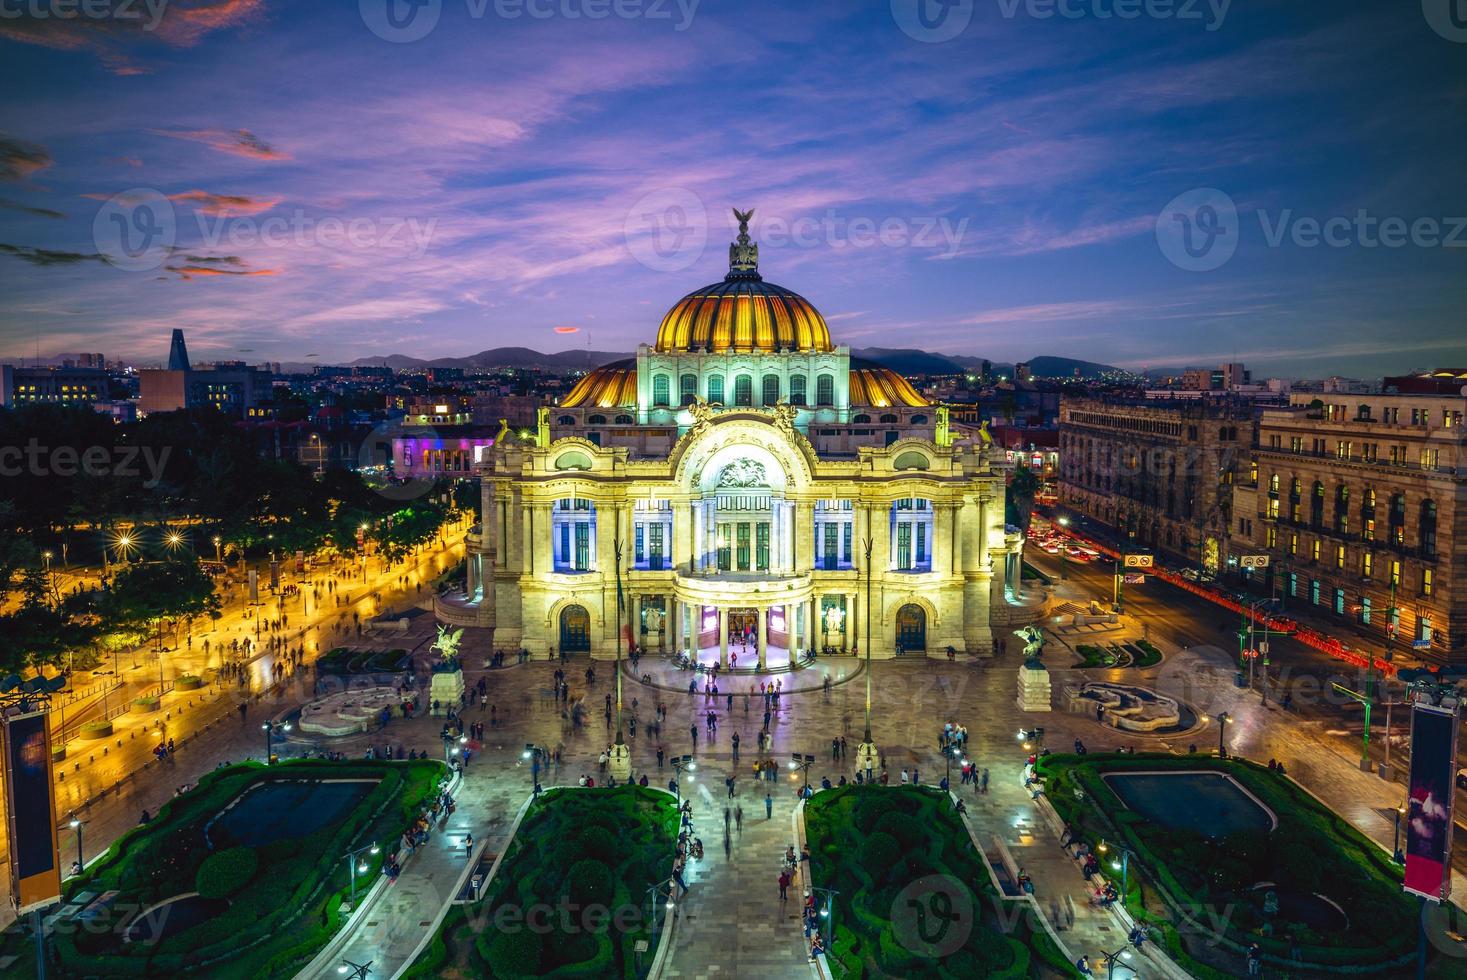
[729, 207, 759, 273]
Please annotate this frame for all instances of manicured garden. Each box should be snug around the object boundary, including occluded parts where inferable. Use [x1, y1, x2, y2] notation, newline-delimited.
[804, 785, 1054, 979]
[9, 758, 445, 979]
[1074, 639, 1162, 669]
[404, 785, 678, 979]
[1037, 752, 1420, 976]
[315, 646, 411, 674]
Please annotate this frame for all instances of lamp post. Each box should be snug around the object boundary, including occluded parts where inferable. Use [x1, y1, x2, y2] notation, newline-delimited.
[670, 755, 695, 805]
[343, 841, 381, 907]
[1057, 517, 1069, 579]
[1214, 711, 1230, 759]
[1097, 839, 1136, 905]
[68, 817, 84, 875]
[336, 960, 372, 980]
[523, 744, 547, 793]
[789, 753, 815, 794]
[213, 535, 223, 564]
[856, 535, 878, 782]
[944, 744, 962, 788]
[609, 535, 631, 782]
[261, 720, 291, 764]
[810, 885, 838, 936]
[1393, 805, 1406, 864]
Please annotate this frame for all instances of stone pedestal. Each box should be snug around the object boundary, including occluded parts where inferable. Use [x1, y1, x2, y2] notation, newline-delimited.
[608, 741, 632, 782]
[1016, 664, 1053, 712]
[429, 668, 466, 714]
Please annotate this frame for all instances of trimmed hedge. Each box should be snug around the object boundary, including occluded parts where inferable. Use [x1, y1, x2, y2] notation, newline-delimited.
[804, 785, 1042, 979]
[8, 759, 446, 980]
[1037, 752, 1420, 975]
[404, 786, 677, 980]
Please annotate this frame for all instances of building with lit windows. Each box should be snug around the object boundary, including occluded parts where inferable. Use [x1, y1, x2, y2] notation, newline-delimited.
[0, 364, 109, 407]
[1228, 390, 1467, 662]
[436, 212, 1032, 662]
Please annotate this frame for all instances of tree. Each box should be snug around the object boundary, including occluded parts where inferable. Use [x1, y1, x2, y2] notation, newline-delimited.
[1007, 463, 1040, 536]
[0, 569, 98, 675]
[100, 559, 221, 651]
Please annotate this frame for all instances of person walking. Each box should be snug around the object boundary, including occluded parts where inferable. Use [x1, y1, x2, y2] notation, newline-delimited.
[1246, 942, 1263, 976]
[724, 806, 732, 835]
[779, 869, 791, 901]
[980, 768, 990, 794]
[735, 805, 743, 831]
[731, 731, 741, 761]
[726, 775, 736, 799]
[690, 724, 698, 750]
[765, 792, 774, 819]
[463, 833, 474, 859]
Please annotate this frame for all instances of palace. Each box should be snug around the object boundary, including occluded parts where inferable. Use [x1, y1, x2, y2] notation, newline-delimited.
[438, 211, 1029, 664]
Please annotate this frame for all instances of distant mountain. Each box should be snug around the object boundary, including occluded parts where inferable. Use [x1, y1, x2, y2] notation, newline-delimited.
[344, 347, 631, 372]
[852, 347, 968, 375]
[1021, 356, 1122, 379]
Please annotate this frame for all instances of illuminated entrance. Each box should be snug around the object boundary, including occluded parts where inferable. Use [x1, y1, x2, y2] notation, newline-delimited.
[896, 604, 926, 654]
[559, 605, 591, 654]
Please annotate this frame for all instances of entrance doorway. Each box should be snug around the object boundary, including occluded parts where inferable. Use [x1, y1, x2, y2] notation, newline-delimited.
[896, 604, 926, 654]
[726, 609, 758, 646]
[559, 605, 591, 654]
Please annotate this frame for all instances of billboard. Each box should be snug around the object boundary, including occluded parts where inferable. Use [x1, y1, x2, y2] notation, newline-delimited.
[4, 710, 61, 913]
[1405, 703, 1459, 901]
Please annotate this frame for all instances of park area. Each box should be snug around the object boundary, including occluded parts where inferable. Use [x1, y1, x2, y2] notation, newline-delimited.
[803, 785, 1069, 979]
[2, 758, 445, 979]
[404, 785, 678, 980]
[1037, 752, 1429, 977]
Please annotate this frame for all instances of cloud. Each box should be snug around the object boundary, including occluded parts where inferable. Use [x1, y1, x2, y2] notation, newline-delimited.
[0, 198, 65, 219]
[0, 243, 103, 266]
[166, 263, 279, 279]
[0, 134, 53, 182]
[167, 190, 281, 216]
[553, 326, 581, 334]
[0, 0, 267, 75]
[149, 128, 289, 161]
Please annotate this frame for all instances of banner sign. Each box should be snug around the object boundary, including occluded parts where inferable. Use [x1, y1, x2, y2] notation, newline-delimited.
[1122, 573, 1147, 584]
[4, 710, 61, 914]
[248, 568, 259, 603]
[1405, 702, 1459, 901]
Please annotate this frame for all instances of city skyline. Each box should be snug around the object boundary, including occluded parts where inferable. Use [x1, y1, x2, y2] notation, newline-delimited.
[2, 1, 1465, 376]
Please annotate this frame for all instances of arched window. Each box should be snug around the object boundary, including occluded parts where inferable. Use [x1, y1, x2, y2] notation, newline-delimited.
[880, 413, 899, 424]
[762, 374, 780, 406]
[789, 375, 807, 406]
[911, 414, 927, 424]
[734, 375, 753, 406]
[1334, 485, 1350, 533]
[852, 414, 871, 423]
[652, 374, 670, 407]
[1421, 499, 1437, 556]
[679, 374, 697, 406]
[614, 414, 633, 425]
[706, 374, 724, 405]
[588, 414, 607, 425]
[815, 374, 834, 406]
[557, 415, 575, 426]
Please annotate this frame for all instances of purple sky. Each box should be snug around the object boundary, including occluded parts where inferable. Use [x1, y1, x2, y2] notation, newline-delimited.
[1, 0, 1464, 377]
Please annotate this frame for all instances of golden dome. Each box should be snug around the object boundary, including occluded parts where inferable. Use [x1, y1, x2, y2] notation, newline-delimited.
[654, 278, 834, 354]
[849, 359, 927, 408]
[654, 207, 832, 354]
[561, 358, 637, 409]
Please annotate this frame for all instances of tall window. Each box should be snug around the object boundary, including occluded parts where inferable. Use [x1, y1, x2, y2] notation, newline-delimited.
[815, 374, 834, 406]
[789, 375, 807, 406]
[717, 523, 731, 571]
[1361, 488, 1376, 541]
[734, 375, 753, 407]
[1310, 481, 1324, 528]
[1423, 568, 1434, 596]
[679, 373, 697, 406]
[1361, 551, 1373, 579]
[762, 374, 780, 406]
[652, 374, 670, 407]
[756, 522, 770, 571]
[735, 523, 751, 570]
[707, 374, 724, 404]
[574, 523, 590, 571]
[1420, 500, 1437, 557]
[896, 522, 912, 569]
[1334, 485, 1349, 534]
[1389, 494, 1406, 545]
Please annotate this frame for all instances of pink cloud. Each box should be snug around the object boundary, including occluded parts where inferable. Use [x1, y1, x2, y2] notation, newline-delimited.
[149, 128, 290, 161]
[167, 190, 281, 216]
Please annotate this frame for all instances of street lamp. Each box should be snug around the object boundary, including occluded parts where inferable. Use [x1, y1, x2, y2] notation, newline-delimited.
[670, 755, 696, 805]
[523, 744, 547, 790]
[343, 841, 381, 907]
[789, 753, 815, 794]
[261, 720, 291, 764]
[213, 535, 223, 564]
[1213, 712, 1230, 759]
[856, 535, 879, 782]
[1057, 517, 1070, 579]
[609, 536, 631, 782]
[944, 744, 962, 788]
[68, 817, 85, 875]
[1097, 839, 1137, 905]
[337, 961, 372, 980]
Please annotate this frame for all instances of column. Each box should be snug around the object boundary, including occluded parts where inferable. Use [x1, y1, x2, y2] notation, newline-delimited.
[783, 502, 796, 572]
[705, 498, 718, 572]
[692, 500, 704, 572]
[756, 607, 767, 670]
[534, 503, 553, 577]
[933, 502, 953, 579]
[466, 552, 478, 597]
[674, 501, 693, 570]
[631, 594, 642, 650]
[718, 609, 728, 669]
[977, 496, 991, 570]
[808, 596, 817, 653]
[520, 495, 533, 577]
[671, 598, 681, 654]
[783, 603, 794, 658]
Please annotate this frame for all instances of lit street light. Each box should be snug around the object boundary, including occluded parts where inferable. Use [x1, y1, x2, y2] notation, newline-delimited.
[261, 720, 291, 764]
[670, 755, 695, 805]
[788, 753, 815, 794]
[343, 841, 381, 907]
[68, 817, 85, 875]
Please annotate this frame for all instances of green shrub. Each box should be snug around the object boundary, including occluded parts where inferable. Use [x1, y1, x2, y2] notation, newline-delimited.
[485, 927, 542, 976]
[859, 832, 900, 877]
[873, 811, 923, 851]
[196, 846, 259, 898]
[567, 858, 615, 908]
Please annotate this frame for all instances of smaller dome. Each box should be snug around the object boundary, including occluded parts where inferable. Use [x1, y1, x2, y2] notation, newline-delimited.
[561, 359, 637, 408]
[849, 359, 927, 408]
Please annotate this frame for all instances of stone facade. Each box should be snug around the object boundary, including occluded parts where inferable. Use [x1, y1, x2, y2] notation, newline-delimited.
[1228, 392, 1467, 663]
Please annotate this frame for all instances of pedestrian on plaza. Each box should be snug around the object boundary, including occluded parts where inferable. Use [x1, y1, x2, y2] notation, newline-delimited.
[735, 805, 743, 831]
[731, 731, 740, 761]
[765, 792, 773, 819]
[464, 833, 474, 858]
[980, 768, 990, 793]
[657, 746, 665, 768]
[1075, 955, 1094, 977]
[690, 725, 698, 749]
[724, 807, 731, 834]
[1246, 942, 1263, 976]
[778, 869, 791, 901]
[726, 775, 736, 799]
